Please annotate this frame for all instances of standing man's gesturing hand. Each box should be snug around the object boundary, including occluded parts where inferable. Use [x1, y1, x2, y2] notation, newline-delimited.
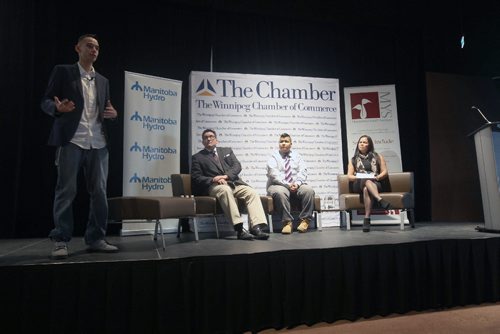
[103, 100, 117, 119]
[54, 96, 75, 113]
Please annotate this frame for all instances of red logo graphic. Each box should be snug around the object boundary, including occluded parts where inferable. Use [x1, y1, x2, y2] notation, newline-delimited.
[350, 92, 380, 119]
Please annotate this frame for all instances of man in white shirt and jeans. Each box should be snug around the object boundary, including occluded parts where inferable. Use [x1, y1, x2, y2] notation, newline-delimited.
[41, 34, 118, 259]
[266, 133, 315, 234]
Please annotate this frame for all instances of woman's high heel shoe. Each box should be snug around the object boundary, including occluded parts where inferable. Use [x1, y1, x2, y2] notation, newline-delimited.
[363, 218, 371, 232]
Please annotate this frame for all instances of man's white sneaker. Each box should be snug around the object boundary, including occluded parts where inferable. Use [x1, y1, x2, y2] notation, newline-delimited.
[87, 240, 118, 253]
[51, 241, 68, 259]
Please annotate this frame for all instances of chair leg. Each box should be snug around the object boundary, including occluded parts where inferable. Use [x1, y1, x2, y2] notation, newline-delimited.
[400, 211, 405, 230]
[154, 221, 159, 240]
[347, 211, 352, 230]
[156, 219, 166, 250]
[268, 214, 273, 233]
[214, 216, 219, 239]
[192, 217, 200, 242]
[177, 219, 181, 238]
[313, 211, 322, 231]
[339, 211, 346, 229]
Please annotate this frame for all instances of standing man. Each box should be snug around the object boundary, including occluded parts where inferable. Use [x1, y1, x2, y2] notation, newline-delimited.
[266, 133, 315, 234]
[191, 129, 269, 240]
[41, 34, 118, 259]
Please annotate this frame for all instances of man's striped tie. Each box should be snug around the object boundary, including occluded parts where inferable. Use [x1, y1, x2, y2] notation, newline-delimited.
[285, 156, 292, 183]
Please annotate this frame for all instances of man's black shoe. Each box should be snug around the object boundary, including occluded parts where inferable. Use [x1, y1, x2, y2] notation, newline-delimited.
[250, 225, 269, 240]
[237, 228, 254, 240]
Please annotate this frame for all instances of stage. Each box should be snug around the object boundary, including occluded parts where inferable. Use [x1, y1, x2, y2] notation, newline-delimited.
[1, 223, 500, 333]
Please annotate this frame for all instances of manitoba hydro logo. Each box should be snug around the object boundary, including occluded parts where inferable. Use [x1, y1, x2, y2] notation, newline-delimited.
[130, 80, 178, 102]
[129, 172, 171, 192]
[129, 141, 177, 161]
[130, 110, 177, 131]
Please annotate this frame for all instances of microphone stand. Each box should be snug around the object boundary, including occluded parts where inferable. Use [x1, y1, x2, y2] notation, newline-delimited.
[471, 106, 492, 124]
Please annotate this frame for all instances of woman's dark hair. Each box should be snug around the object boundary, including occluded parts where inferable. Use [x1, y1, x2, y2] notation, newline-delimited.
[353, 135, 374, 156]
[351, 135, 381, 167]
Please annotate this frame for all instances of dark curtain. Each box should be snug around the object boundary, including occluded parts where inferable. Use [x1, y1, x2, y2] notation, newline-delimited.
[2, 238, 499, 333]
[2, 2, 213, 238]
[3, 0, 500, 238]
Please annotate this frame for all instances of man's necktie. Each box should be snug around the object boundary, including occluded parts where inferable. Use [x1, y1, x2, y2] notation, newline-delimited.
[211, 150, 222, 168]
[285, 156, 292, 183]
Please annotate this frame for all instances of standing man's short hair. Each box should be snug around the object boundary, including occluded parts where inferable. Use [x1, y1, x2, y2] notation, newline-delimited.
[78, 34, 97, 43]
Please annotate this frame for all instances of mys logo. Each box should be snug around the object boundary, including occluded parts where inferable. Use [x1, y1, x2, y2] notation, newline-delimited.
[350, 92, 380, 119]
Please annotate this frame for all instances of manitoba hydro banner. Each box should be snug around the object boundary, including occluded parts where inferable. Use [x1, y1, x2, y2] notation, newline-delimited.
[122, 71, 182, 235]
[190, 71, 343, 228]
[343, 84, 406, 225]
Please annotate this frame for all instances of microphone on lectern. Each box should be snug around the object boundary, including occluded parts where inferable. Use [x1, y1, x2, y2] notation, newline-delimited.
[471, 106, 492, 124]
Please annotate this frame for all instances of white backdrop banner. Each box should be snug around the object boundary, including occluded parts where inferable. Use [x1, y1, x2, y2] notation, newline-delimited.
[190, 71, 343, 228]
[343, 84, 405, 224]
[122, 71, 182, 234]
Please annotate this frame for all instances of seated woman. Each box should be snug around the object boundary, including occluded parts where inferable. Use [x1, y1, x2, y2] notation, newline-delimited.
[347, 135, 392, 232]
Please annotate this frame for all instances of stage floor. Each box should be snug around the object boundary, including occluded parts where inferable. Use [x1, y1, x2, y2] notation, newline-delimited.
[1, 222, 497, 267]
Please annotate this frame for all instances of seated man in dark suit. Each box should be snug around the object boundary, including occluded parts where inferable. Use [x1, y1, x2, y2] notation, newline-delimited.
[191, 129, 269, 240]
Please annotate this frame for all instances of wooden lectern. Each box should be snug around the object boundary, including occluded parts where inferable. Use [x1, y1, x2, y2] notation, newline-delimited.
[468, 121, 500, 232]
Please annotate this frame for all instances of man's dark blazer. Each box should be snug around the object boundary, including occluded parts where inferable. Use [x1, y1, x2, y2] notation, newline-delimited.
[41, 63, 111, 146]
[191, 147, 249, 196]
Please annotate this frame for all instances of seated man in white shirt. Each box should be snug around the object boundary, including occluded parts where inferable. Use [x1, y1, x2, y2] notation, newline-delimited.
[266, 133, 315, 234]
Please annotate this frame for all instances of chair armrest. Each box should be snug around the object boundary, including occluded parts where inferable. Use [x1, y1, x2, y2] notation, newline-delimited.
[337, 174, 350, 195]
[386, 172, 414, 193]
